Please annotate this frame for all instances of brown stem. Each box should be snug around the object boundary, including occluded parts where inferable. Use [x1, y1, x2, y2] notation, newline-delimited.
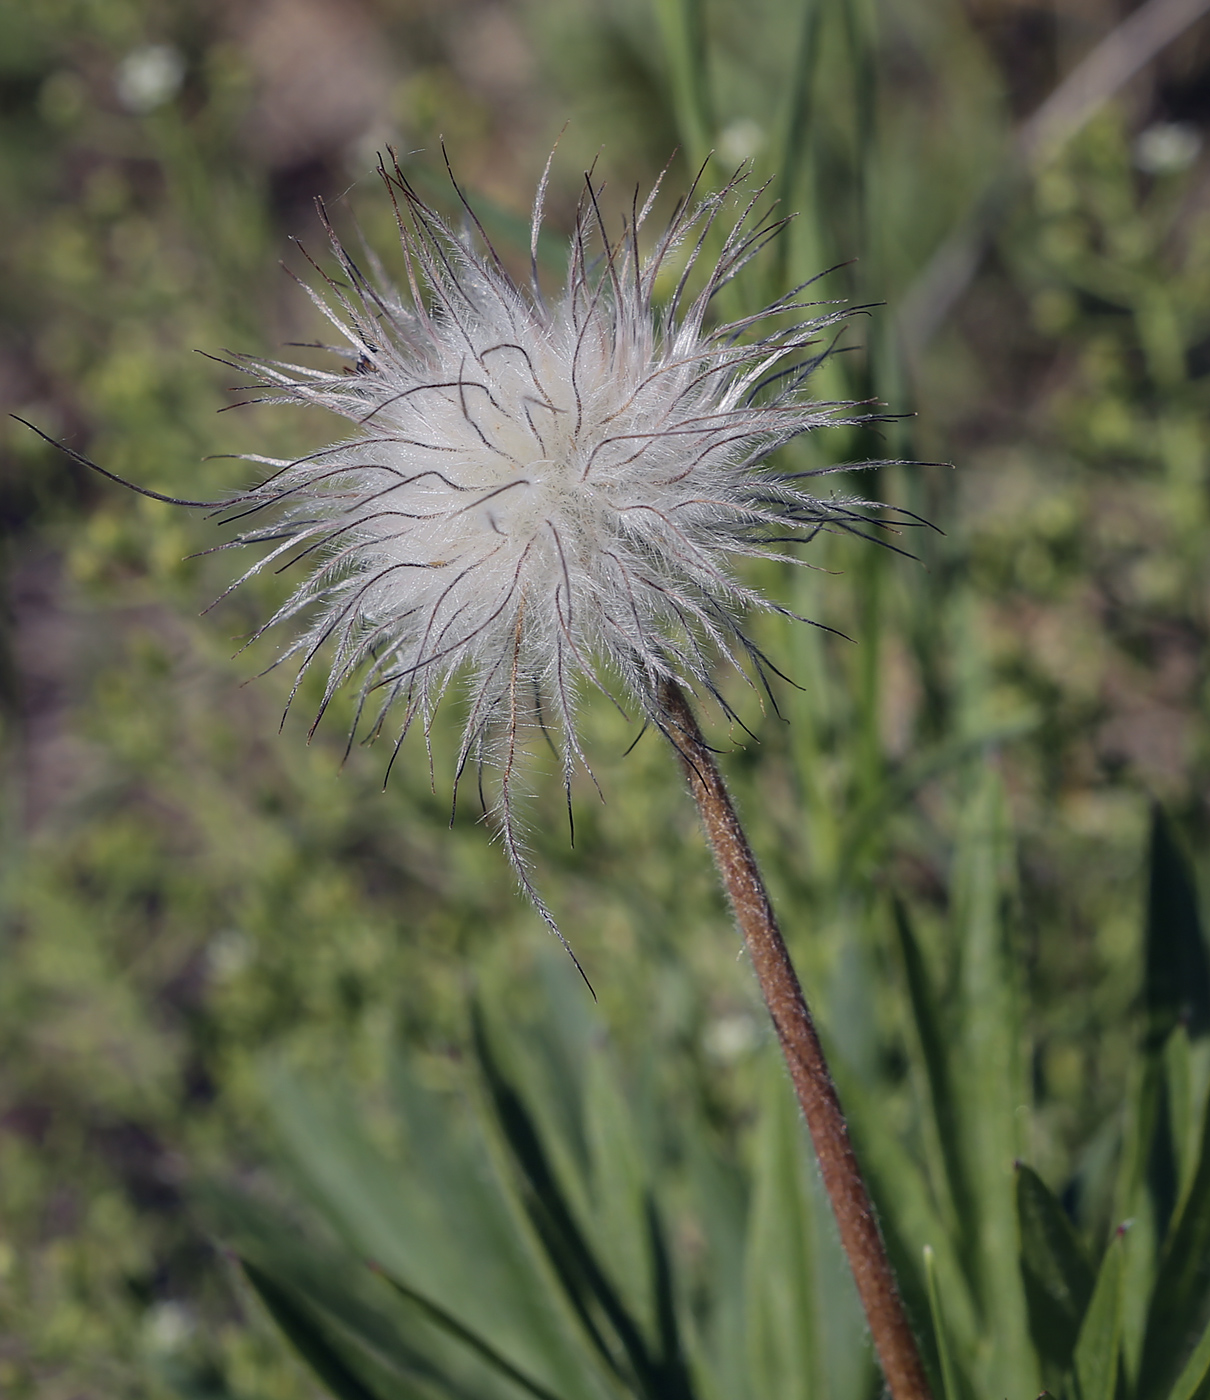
[658, 678, 933, 1400]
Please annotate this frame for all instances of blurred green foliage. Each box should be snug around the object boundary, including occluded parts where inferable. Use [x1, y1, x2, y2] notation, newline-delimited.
[206, 802, 1210, 1400]
[1, 0, 1209, 1396]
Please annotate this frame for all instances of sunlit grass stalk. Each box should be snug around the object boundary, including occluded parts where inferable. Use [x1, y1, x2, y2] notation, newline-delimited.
[659, 675, 933, 1400]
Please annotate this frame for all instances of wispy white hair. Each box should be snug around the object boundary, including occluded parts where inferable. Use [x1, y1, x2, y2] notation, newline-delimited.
[206, 152, 909, 961]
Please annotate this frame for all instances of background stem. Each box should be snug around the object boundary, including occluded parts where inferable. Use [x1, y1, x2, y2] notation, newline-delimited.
[658, 677, 933, 1400]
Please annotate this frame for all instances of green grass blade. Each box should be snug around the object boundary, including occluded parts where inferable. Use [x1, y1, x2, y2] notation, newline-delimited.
[836, 1061, 975, 1383]
[241, 1261, 386, 1400]
[742, 1056, 820, 1400]
[951, 766, 1036, 1395]
[652, 0, 713, 172]
[683, 1130, 749, 1400]
[473, 1006, 663, 1398]
[203, 1185, 483, 1399]
[1073, 1226, 1127, 1400]
[582, 1045, 658, 1337]
[265, 1059, 601, 1400]
[1133, 810, 1210, 1398]
[1165, 1027, 1197, 1210]
[771, 0, 824, 292]
[923, 1245, 960, 1400]
[1114, 1049, 1164, 1391]
[1145, 808, 1210, 1043]
[1140, 1092, 1210, 1399]
[372, 1266, 566, 1400]
[1165, 1309, 1210, 1400]
[893, 898, 975, 1250]
[1015, 1163, 1095, 1375]
[644, 1197, 694, 1400]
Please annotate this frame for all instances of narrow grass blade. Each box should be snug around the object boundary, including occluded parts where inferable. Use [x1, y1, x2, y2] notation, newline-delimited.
[472, 1006, 667, 1399]
[652, 0, 713, 170]
[1145, 808, 1210, 1043]
[582, 1047, 657, 1336]
[242, 1261, 386, 1400]
[893, 899, 975, 1251]
[373, 1266, 566, 1400]
[742, 1056, 820, 1400]
[923, 1245, 960, 1400]
[951, 767, 1036, 1395]
[684, 1130, 749, 1400]
[1140, 1093, 1210, 1399]
[645, 1196, 693, 1400]
[266, 1059, 599, 1400]
[203, 1185, 480, 1399]
[1015, 1163, 1095, 1374]
[771, 0, 824, 292]
[1165, 1309, 1210, 1400]
[835, 1057, 977, 1386]
[1073, 1226, 1127, 1400]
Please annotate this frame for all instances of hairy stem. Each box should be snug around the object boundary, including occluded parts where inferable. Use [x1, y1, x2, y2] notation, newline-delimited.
[658, 677, 933, 1400]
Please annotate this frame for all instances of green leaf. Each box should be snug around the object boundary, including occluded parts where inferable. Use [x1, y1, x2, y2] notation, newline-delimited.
[1165, 1309, 1210, 1400]
[683, 1126, 750, 1400]
[372, 1266, 565, 1400]
[652, 0, 714, 171]
[837, 1061, 975, 1389]
[1145, 808, 1210, 1043]
[742, 1056, 821, 1400]
[1140, 1090, 1210, 1399]
[893, 899, 976, 1253]
[581, 1044, 658, 1334]
[771, 0, 824, 291]
[1114, 1050, 1166, 1386]
[923, 1245, 960, 1400]
[951, 767, 1036, 1397]
[240, 1260, 395, 1400]
[266, 1058, 603, 1400]
[1015, 1163, 1095, 1374]
[473, 1006, 681, 1400]
[202, 1186, 483, 1400]
[1073, 1227, 1127, 1400]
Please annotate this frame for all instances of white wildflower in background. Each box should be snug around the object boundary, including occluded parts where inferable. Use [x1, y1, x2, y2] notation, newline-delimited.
[115, 43, 185, 114]
[212, 154, 894, 938]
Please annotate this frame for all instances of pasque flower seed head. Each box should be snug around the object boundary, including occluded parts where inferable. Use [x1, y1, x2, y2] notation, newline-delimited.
[211, 154, 888, 941]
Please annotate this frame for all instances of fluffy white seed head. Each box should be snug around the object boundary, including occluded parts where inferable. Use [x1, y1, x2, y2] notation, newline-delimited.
[217, 155, 890, 943]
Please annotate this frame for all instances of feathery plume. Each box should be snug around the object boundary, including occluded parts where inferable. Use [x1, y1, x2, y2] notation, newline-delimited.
[210, 153, 892, 941]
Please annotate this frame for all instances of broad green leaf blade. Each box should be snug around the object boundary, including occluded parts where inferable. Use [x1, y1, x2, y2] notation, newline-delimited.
[923, 1245, 960, 1400]
[372, 1266, 565, 1400]
[473, 1006, 663, 1399]
[266, 1059, 606, 1400]
[203, 1185, 485, 1400]
[387, 1058, 608, 1400]
[1015, 1163, 1095, 1374]
[1165, 1309, 1210, 1400]
[1073, 1227, 1127, 1400]
[242, 1261, 385, 1400]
